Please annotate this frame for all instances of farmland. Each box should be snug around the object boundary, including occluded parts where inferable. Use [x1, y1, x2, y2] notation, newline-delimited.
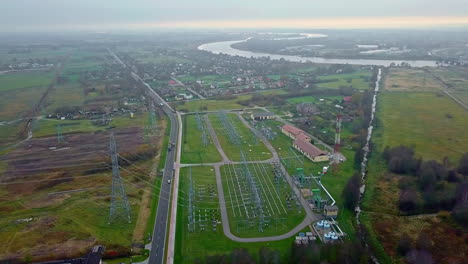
[384, 68, 442, 92]
[0, 71, 55, 92]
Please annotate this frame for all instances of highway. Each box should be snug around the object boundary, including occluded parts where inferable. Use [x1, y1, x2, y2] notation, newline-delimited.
[110, 48, 179, 264]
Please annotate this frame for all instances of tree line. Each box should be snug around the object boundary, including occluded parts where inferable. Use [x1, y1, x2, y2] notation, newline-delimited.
[383, 145, 468, 226]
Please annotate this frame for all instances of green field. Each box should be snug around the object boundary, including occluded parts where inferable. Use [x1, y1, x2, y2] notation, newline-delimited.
[181, 114, 222, 164]
[376, 92, 468, 162]
[360, 68, 468, 264]
[174, 166, 299, 263]
[208, 113, 272, 162]
[32, 113, 148, 138]
[0, 71, 55, 92]
[316, 70, 372, 90]
[0, 86, 48, 120]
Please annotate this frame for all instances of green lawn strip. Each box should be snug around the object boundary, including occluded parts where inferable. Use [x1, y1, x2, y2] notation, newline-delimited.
[181, 114, 222, 164]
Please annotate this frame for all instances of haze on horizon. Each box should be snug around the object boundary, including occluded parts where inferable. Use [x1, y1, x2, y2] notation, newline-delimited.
[3, 0, 468, 32]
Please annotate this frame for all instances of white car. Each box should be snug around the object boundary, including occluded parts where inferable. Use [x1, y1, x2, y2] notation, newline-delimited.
[167, 179, 171, 184]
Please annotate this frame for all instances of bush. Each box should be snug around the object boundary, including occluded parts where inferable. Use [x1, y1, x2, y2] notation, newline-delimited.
[342, 173, 361, 210]
[399, 188, 421, 213]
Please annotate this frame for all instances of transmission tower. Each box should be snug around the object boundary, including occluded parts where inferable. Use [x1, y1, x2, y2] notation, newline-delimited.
[56, 125, 64, 144]
[334, 105, 343, 159]
[144, 102, 158, 143]
[108, 133, 131, 224]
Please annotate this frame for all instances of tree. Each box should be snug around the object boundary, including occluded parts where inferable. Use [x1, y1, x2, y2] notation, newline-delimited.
[452, 201, 468, 227]
[399, 188, 420, 212]
[230, 248, 255, 264]
[418, 160, 447, 188]
[259, 247, 280, 264]
[342, 173, 361, 210]
[397, 233, 412, 256]
[458, 153, 468, 176]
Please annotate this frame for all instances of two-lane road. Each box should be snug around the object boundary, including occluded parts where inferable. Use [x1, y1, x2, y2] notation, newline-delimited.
[133, 73, 179, 264]
[111, 49, 179, 264]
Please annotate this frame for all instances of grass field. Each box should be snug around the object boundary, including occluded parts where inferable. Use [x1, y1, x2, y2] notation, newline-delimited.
[0, 86, 48, 120]
[376, 92, 468, 162]
[316, 70, 372, 90]
[360, 68, 468, 264]
[181, 114, 222, 164]
[0, 71, 55, 92]
[208, 113, 272, 162]
[0, 166, 146, 259]
[174, 166, 299, 264]
[45, 83, 85, 112]
[384, 68, 441, 92]
[32, 112, 148, 138]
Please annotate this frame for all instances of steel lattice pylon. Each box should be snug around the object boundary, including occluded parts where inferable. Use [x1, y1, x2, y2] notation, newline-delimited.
[56, 125, 64, 144]
[108, 133, 131, 224]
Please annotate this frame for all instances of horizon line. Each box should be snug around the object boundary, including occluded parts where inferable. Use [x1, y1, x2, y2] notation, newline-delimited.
[2, 16, 468, 33]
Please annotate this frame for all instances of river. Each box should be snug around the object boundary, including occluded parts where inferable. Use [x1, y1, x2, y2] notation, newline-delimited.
[198, 39, 438, 67]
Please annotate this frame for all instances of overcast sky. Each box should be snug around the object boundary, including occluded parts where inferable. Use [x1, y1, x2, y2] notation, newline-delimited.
[2, 0, 468, 31]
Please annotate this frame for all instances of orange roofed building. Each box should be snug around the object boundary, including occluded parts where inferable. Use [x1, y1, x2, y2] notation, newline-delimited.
[292, 139, 329, 162]
[280, 124, 311, 142]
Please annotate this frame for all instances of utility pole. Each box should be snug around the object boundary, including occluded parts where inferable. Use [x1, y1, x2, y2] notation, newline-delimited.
[108, 132, 131, 224]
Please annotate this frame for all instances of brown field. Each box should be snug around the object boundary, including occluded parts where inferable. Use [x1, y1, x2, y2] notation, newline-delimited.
[384, 68, 442, 92]
[2, 127, 144, 182]
[0, 125, 162, 261]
